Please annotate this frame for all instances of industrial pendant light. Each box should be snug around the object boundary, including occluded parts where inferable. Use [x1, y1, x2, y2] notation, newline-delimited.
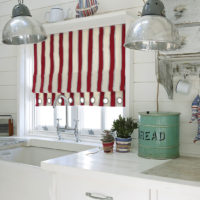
[2, 0, 47, 45]
[125, 0, 181, 51]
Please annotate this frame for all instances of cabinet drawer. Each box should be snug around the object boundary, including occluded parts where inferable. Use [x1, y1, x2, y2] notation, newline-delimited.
[55, 172, 150, 200]
[158, 189, 200, 200]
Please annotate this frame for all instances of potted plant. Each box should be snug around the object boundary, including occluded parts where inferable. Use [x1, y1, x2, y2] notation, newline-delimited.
[101, 130, 114, 153]
[111, 115, 138, 153]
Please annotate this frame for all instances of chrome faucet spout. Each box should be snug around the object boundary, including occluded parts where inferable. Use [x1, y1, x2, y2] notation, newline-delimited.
[53, 94, 80, 142]
[53, 94, 69, 129]
[53, 94, 68, 108]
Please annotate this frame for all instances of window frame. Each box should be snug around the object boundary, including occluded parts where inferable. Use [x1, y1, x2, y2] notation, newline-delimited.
[32, 101, 125, 137]
[18, 52, 130, 140]
[76, 106, 125, 135]
[17, 14, 133, 140]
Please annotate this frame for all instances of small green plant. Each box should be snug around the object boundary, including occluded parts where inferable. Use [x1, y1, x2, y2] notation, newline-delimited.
[111, 115, 138, 138]
[101, 130, 114, 143]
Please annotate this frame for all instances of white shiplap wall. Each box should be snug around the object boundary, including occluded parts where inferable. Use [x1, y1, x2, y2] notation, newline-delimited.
[0, 0, 142, 134]
[0, 0, 199, 157]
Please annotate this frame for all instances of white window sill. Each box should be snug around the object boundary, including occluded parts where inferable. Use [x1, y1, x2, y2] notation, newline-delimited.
[27, 130, 102, 144]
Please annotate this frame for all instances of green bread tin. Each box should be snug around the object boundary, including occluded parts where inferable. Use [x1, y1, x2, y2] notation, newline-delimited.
[138, 112, 180, 160]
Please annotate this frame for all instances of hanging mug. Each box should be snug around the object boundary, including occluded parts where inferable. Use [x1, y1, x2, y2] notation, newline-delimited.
[176, 80, 191, 94]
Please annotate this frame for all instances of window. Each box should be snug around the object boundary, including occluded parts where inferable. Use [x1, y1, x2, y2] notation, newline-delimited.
[21, 24, 129, 139]
[34, 105, 124, 136]
[34, 106, 72, 130]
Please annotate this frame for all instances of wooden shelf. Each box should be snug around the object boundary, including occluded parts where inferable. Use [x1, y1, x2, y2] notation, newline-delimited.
[43, 11, 134, 34]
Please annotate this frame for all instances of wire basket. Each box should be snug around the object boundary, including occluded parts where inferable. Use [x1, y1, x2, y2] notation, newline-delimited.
[76, 0, 98, 18]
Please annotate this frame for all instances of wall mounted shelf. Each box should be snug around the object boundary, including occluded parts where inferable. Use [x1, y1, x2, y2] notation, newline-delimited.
[156, 52, 200, 99]
[43, 11, 134, 34]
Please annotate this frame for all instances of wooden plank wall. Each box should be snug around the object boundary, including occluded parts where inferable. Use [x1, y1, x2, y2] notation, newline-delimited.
[0, 0, 143, 135]
[163, 0, 200, 25]
[0, 0, 199, 157]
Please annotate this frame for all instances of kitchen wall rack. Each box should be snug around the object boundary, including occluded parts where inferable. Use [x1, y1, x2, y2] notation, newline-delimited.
[156, 53, 200, 99]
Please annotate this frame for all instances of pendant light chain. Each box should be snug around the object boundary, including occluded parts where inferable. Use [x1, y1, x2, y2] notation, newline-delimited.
[18, 0, 24, 4]
[156, 80, 159, 112]
[156, 51, 160, 113]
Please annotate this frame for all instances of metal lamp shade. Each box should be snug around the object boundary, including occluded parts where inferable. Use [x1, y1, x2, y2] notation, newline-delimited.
[2, 16, 47, 45]
[125, 16, 181, 51]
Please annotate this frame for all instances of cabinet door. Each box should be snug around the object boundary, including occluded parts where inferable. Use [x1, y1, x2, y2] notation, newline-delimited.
[55, 172, 150, 200]
[158, 188, 200, 200]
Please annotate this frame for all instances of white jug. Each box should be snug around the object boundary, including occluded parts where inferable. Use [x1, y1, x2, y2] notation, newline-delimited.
[45, 7, 65, 23]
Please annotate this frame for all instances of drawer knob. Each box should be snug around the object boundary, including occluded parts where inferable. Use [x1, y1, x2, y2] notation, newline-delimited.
[86, 192, 113, 200]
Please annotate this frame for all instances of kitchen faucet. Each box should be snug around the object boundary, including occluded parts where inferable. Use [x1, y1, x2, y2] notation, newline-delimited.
[53, 94, 80, 142]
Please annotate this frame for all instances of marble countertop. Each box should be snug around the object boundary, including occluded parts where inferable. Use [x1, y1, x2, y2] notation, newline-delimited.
[0, 136, 98, 151]
[41, 147, 200, 191]
[0, 137, 26, 150]
[1, 137, 200, 191]
[144, 156, 200, 182]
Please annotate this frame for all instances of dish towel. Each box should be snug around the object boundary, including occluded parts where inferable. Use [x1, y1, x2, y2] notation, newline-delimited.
[190, 95, 200, 142]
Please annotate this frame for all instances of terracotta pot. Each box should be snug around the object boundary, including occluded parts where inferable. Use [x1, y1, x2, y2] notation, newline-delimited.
[116, 137, 132, 153]
[102, 141, 114, 153]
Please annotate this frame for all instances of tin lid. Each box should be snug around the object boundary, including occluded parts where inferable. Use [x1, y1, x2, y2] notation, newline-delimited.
[139, 111, 180, 116]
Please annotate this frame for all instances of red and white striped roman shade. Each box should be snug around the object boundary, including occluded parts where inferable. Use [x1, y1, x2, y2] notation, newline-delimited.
[32, 24, 126, 107]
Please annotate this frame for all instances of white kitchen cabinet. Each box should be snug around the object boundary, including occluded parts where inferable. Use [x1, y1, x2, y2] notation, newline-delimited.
[54, 172, 150, 200]
[157, 188, 200, 200]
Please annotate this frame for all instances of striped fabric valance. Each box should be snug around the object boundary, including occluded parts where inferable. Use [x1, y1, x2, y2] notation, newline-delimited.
[32, 24, 126, 107]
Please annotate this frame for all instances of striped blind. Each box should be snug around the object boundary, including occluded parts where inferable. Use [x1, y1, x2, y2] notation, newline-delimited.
[32, 24, 126, 107]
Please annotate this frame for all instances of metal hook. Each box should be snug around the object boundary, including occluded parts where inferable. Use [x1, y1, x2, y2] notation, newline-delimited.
[18, 0, 24, 4]
[184, 73, 188, 79]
